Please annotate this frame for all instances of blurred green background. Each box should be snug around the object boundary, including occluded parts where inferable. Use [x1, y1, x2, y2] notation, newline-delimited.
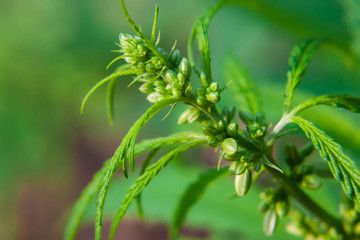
[1, 0, 360, 239]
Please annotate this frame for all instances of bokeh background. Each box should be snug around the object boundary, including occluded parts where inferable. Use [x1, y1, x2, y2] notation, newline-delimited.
[1, 0, 360, 239]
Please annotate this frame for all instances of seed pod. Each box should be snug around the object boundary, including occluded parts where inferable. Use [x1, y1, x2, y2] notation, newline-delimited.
[209, 81, 219, 92]
[222, 138, 238, 155]
[200, 72, 209, 87]
[226, 123, 238, 137]
[263, 209, 278, 236]
[275, 200, 290, 217]
[179, 58, 191, 79]
[147, 92, 163, 103]
[234, 169, 252, 196]
[169, 49, 182, 67]
[139, 82, 154, 94]
[197, 96, 208, 106]
[196, 88, 206, 96]
[165, 69, 177, 84]
[206, 92, 220, 103]
[202, 124, 217, 136]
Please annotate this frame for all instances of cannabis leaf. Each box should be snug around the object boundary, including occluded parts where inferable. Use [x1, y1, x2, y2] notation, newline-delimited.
[170, 167, 230, 239]
[80, 65, 134, 114]
[284, 39, 323, 112]
[223, 55, 262, 115]
[106, 78, 116, 125]
[64, 131, 205, 240]
[292, 116, 360, 207]
[108, 140, 207, 240]
[290, 94, 360, 115]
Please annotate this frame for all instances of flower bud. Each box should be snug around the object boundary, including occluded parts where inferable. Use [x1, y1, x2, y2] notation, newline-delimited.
[165, 69, 177, 84]
[206, 92, 220, 103]
[222, 138, 238, 156]
[217, 120, 225, 132]
[145, 63, 157, 74]
[202, 124, 217, 136]
[209, 81, 219, 92]
[155, 86, 167, 95]
[172, 88, 183, 97]
[196, 88, 206, 96]
[139, 82, 154, 94]
[147, 92, 163, 103]
[226, 123, 238, 137]
[275, 200, 290, 217]
[169, 49, 182, 67]
[258, 201, 271, 213]
[197, 96, 208, 106]
[263, 209, 278, 236]
[178, 109, 192, 124]
[177, 72, 186, 86]
[200, 72, 209, 87]
[234, 161, 247, 174]
[234, 169, 252, 196]
[187, 109, 201, 123]
[184, 82, 192, 97]
[179, 58, 191, 79]
[154, 80, 166, 87]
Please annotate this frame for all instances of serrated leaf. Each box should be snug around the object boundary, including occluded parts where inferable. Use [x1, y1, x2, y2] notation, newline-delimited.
[64, 132, 205, 240]
[170, 167, 230, 239]
[284, 39, 323, 112]
[80, 65, 134, 114]
[109, 141, 207, 240]
[222, 55, 263, 114]
[94, 97, 185, 240]
[290, 94, 360, 115]
[292, 116, 360, 207]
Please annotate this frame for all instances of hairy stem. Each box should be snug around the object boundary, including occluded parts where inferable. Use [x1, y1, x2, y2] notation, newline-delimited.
[265, 154, 347, 237]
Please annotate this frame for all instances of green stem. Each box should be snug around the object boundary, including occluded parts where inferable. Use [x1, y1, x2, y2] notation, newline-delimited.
[264, 155, 347, 238]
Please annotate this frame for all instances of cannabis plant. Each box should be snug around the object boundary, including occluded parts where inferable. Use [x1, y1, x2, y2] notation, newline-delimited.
[65, 0, 360, 239]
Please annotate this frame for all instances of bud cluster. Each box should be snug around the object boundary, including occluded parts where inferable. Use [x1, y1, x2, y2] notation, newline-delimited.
[117, 34, 193, 103]
[195, 73, 221, 107]
[239, 111, 267, 140]
[285, 143, 321, 190]
[259, 188, 290, 236]
[286, 210, 342, 240]
[340, 199, 360, 237]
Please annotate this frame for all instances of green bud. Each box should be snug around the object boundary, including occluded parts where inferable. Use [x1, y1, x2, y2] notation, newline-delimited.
[196, 88, 206, 96]
[301, 175, 322, 189]
[179, 58, 191, 79]
[226, 123, 238, 137]
[196, 96, 208, 106]
[147, 92, 164, 103]
[155, 86, 167, 95]
[169, 49, 182, 67]
[234, 169, 252, 196]
[202, 124, 217, 136]
[238, 110, 254, 124]
[172, 88, 183, 97]
[222, 107, 235, 123]
[205, 87, 212, 94]
[152, 56, 164, 70]
[222, 138, 238, 156]
[208, 136, 218, 147]
[145, 63, 157, 74]
[187, 109, 201, 123]
[209, 81, 219, 92]
[217, 120, 225, 132]
[200, 72, 209, 87]
[178, 109, 192, 124]
[184, 82, 192, 97]
[157, 47, 168, 59]
[177, 72, 186, 86]
[253, 161, 262, 172]
[258, 201, 271, 213]
[275, 200, 290, 217]
[263, 209, 278, 236]
[234, 162, 247, 175]
[165, 69, 177, 84]
[206, 92, 220, 103]
[139, 82, 154, 94]
[154, 80, 166, 87]
[223, 153, 239, 161]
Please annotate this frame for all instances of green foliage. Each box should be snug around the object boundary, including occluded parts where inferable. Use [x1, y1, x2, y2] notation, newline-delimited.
[292, 116, 360, 207]
[170, 167, 230, 239]
[222, 55, 262, 115]
[284, 39, 323, 112]
[108, 140, 206, 240]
